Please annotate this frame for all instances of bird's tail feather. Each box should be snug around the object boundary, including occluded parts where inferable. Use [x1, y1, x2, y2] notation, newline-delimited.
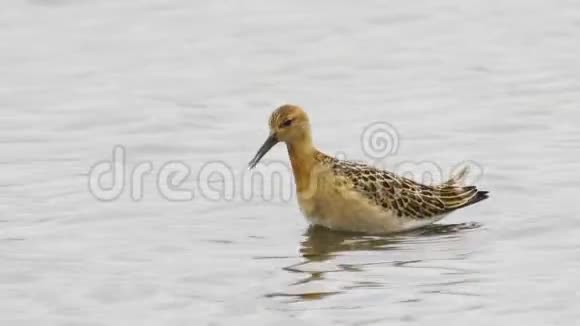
[437, 167, 489, 210]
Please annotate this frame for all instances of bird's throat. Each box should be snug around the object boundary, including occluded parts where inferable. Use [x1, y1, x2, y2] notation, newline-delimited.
[286, 136, 317, 193]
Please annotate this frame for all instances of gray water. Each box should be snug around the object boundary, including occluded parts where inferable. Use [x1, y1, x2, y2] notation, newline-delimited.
[1, 0, 579, 325]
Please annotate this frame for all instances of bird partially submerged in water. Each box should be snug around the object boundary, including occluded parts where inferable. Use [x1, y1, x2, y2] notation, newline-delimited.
[249, 105, 488, 234]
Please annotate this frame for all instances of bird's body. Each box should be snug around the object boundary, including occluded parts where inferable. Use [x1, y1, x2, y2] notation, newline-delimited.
[249, 105, 488, 234]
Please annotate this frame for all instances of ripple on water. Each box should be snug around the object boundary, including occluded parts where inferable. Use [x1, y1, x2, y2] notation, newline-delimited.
[265, 222, 484, 303]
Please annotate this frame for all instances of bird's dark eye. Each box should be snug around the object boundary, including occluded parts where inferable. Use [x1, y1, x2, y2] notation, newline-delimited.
[280, 119, 293, 128]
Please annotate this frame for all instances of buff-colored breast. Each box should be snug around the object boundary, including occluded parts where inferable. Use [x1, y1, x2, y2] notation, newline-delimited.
[295, 166, 441, 234]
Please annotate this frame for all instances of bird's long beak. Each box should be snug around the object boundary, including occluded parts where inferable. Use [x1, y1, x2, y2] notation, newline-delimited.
[248, 134, 279, 169]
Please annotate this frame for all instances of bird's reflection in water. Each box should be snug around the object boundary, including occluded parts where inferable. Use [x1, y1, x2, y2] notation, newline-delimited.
[299, 222, 482, 261]
[271, 222, 481, 302]
[299, 226, 400, 262]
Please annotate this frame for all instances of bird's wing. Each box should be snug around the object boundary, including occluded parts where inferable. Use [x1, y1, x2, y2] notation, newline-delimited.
[329, 160, 488, 219]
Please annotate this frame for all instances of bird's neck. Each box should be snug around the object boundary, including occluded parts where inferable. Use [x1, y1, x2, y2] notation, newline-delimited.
[286, 133, 319, 192]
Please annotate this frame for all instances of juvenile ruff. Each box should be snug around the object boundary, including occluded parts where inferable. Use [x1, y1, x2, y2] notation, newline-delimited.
[249, 105, 489, 234]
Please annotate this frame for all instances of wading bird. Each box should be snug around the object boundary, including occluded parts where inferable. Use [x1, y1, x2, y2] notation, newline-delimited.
[249, 105, 488, 234]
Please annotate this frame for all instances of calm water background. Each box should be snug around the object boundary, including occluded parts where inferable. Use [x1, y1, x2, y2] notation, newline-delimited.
[1, 0, 579, 325]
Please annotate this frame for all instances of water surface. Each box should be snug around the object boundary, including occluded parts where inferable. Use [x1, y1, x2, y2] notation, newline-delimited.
[1, 0, 579, 325]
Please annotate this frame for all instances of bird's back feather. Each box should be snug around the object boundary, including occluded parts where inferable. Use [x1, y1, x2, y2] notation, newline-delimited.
[315, 153, 489, 220]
